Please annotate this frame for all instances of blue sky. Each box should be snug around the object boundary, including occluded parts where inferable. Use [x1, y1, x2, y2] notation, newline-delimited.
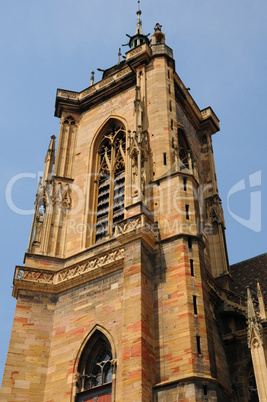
[1, 0, 266, 383]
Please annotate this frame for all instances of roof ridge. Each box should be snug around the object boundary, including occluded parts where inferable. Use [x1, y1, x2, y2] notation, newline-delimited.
[230, 252, 267, 267]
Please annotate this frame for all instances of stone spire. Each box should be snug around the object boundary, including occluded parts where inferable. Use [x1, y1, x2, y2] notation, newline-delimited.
[247, 286, 267, 401]
[43, 135, 56, 185]
[247, 287, 257, 326]
[247, 286, 263, 349]
[257, 281, 267, 320]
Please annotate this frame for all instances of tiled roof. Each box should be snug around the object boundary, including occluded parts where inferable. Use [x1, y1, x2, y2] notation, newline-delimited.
[230, 253, 267, 304]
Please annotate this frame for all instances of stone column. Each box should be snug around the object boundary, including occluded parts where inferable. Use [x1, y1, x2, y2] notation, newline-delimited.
[250, 336, 267, 401]
[121, 238, 155, 401]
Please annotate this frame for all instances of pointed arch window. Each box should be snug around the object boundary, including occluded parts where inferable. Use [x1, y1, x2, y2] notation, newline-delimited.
[95, 123, 126, 242]
[178, 128, 192, 170]
[76, 331, 114, 401]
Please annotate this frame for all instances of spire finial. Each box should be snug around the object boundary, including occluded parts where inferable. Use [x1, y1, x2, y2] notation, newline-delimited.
[137, 0, 141, 18]
[135, 0, 143, 35]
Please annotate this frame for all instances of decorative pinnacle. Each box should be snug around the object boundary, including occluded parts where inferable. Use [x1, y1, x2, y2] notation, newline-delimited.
[90, 71, 95, 86]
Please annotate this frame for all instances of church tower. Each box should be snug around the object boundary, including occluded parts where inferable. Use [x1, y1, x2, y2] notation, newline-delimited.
[2, 5, 266, 402]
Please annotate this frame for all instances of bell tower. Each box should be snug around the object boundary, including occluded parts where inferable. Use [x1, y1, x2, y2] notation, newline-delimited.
[4, 4, 264, 402]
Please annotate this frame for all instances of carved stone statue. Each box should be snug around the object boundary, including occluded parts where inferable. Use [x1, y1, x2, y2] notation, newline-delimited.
[33, 211, 44, 244]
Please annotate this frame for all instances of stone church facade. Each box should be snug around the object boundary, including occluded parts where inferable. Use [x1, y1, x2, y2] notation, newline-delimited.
[1, 9, 267, 402]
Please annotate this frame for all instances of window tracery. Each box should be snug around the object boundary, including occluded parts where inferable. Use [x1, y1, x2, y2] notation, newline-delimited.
[95, 124, 126, 242]
[81, 348, 112, 391]
[76, 331, 115, 401]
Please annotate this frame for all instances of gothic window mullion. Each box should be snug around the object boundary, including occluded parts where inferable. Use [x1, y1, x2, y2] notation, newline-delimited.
[108, 143, 116, 237]
[95, 177, 110, 241]
[119, 139, 125, 160]
[104, 146, 111, 169]
[95, 146, 110, 242]
[101, 363, 105, 386]
[81, 368, 86, 392]
[108, 172, 115, 237]
[113, 162, 125, 229]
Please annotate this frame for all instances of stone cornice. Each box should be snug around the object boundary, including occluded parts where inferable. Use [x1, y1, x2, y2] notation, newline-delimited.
[150, 167, 199, 187]
[54, 66, 135, 118]
[157, 233, 206, 251]
[13, 247, 124, 298]
[200, 107, 220, 134]
[114, 213, 159, 251]
[15, 213, 159, 298]
[52, 175, 74, 183]
[174, 73, 220, 135]
[153, 374, 219, 388]
[125, 43, 151, 71]
[153, 373, 233, 398]
[54, 44, 152, 119]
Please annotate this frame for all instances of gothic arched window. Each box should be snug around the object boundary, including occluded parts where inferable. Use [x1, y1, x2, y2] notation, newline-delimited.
[95, 123, 126, 242]
[178, 128, 191, 170]
[76, 331, 114, 401]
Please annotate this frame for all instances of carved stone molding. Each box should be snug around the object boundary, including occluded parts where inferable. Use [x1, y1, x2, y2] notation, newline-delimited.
[58, 91, 78, 99]
[127, 126, 150, 199]
[16, 269, 54, 284]
[13, 247, 124, 297]
[116, 67, 131, 79]
[128, 127, 149, 159]
[59, 67, 132, 103]
[110, 359, 117, 367]
[80, 86, 96, 99]
[206, 194, 225, 227]
[248, 318, 263, 348]
[73, 372, 81, 382]
[251, 337, 261, 349]
[127, 46, 143, 57]
[29, 181, 72, 253]
[57, 248, 124, 283]
[98, 77, 114, 88]
[114, 214, 158, 250]
[114, 216, 142, 235]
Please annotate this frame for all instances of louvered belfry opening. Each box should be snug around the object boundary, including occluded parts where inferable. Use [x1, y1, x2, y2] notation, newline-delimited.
[95, 123, 126, 242]
[96, 173, 110, 242]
